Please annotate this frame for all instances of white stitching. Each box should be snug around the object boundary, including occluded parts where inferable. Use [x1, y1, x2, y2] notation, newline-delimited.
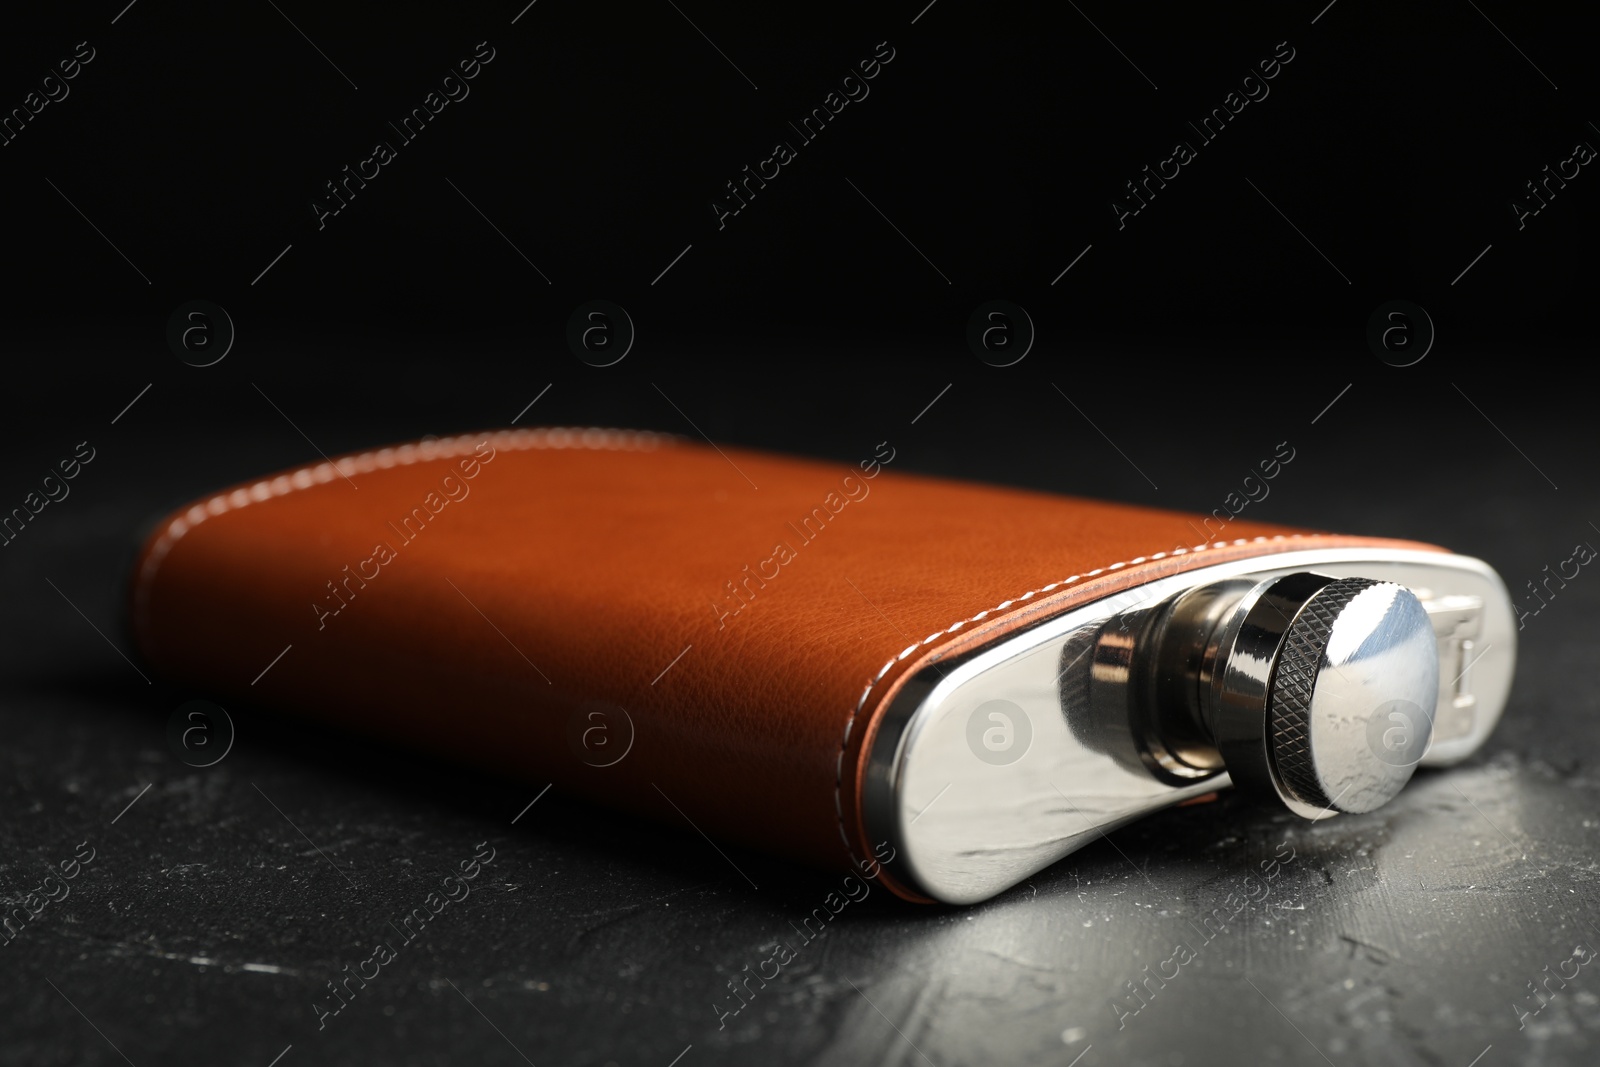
[831, 532, 1338, 864]
[130, 427, 676, 642]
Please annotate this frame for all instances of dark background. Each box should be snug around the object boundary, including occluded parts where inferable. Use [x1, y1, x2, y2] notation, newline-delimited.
[2, 1, 1597, 1065]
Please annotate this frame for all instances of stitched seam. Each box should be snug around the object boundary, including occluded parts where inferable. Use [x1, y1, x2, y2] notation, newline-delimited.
[830, 532, 1340, 864]
[131, 427, 677, 641]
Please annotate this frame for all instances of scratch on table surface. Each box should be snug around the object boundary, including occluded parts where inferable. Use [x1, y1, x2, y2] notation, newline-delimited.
[975, 946, 1062, 974]
[569, 880, 719, 921]
[562, 881, 721, 948]
[160, 863, 210, 878]
[105, 941, 305, 975]
[292, 837, 365, 858]
[1338, 933, 1395, 966]
[171, 952, 302, 976]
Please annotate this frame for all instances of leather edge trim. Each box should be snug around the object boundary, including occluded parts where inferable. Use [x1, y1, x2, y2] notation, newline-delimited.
[836, 532, 1452, 903]
[127, 427, 681, 655]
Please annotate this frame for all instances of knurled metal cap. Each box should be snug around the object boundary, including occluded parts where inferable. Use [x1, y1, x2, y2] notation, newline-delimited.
[1267, 578, 1440, 813]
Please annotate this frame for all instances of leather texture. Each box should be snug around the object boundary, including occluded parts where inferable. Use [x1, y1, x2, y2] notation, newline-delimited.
[129, 428, 1446, 901]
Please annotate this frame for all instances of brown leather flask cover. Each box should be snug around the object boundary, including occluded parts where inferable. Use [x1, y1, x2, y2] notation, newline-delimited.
[130, 428, 1440, 901]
